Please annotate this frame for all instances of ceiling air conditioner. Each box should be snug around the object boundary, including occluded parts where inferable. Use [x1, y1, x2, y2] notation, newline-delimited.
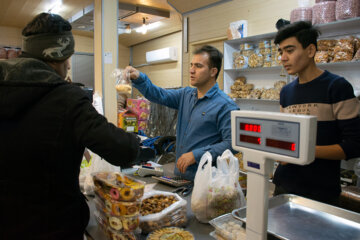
[146, 47, 178, 64]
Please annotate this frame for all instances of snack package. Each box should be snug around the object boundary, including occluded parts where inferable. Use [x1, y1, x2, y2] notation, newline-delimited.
[139, 191, 187, 233]
[126, 98, 150, 121]
[227, 20, 248, 40]
[191, 150, 246, 223]
[112, 68, 132, 96]
[94, 195, 141, 217]
[315, 51, 329, 63]
[94, 209, 139, 232]
[118, 110, 138, 133]
[94, 211, 137, 239]
[93, 172, 145, 202]
[138, 120, 148, 131]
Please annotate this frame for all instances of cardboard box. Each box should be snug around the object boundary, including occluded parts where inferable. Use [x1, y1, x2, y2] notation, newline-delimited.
[127, 99, 150, 121]
[118, 110, 138, 133]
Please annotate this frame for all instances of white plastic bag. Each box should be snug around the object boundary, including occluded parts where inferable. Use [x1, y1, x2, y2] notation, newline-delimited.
[79, 150, 120, 195]
[191, 150, 246, 223]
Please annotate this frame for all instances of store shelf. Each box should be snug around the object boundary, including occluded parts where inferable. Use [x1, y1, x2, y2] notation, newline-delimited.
[316, 17, 360, 39]
[224, 65, 282, 73]
[234, 98, 279, 103]
[223, 17, 360, 112]
[225, 60, 360, 73]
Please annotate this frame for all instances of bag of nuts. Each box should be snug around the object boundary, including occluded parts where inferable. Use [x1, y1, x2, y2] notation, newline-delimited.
[139, 191, 187, 233]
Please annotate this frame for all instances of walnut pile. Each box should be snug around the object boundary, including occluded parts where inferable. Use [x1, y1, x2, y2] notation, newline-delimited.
[140, 195, 178, 216]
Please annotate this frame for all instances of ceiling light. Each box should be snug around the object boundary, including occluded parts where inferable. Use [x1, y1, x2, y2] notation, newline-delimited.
[135, 21, 161, 33]
[141, 17, 147, 35]
[48, 0, 63, 14]
[125, 24, 131, 34]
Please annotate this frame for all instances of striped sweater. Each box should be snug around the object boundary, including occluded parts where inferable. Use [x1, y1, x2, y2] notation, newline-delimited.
[273, 70, 360, 202]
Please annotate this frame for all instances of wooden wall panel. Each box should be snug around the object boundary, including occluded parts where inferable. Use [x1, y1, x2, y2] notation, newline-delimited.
[73, 35, 94, 53]
[0, 26, 22, 47]
[132, 31, 182, 88]
[118, 43, 131, 68]
[186, 0, 315, 43]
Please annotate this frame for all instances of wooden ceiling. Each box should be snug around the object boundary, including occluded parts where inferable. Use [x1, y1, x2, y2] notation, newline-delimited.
[0, 0, 226, 46]
[167, 0, 228, 14]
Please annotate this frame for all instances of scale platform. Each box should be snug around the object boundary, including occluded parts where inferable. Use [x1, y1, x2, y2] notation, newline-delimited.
[232, 194, 360, 240]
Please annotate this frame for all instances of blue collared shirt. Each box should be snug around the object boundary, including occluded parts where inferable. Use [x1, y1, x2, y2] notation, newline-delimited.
[132, 72, 239, 180]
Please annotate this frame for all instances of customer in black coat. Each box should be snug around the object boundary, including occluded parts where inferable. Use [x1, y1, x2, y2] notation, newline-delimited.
[0, 13, 139, 240]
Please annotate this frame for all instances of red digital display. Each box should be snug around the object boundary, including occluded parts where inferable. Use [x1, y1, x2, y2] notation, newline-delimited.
[240, 123, 261, 133]
[240, 134, 261, 145]
[266, 138, 296, 151]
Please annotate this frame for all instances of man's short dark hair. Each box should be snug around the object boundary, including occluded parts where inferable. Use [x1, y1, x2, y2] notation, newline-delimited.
[274, 21, 320, 50]
[193, 45, 223, 80]
[22, 13, 72, 37]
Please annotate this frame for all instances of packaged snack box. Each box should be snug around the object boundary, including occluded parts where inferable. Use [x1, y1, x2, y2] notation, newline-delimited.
[118, 110, 138, 132]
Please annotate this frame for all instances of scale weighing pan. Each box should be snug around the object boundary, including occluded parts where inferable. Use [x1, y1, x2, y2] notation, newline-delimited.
[232, 194, 360, 240]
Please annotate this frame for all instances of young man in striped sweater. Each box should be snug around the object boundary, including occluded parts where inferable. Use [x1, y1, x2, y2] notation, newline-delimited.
[272, 21, 360, 205]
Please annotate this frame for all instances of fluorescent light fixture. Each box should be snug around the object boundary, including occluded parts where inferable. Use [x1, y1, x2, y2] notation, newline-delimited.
[48, 0, 63, 14]
[135, 21, 161, 33]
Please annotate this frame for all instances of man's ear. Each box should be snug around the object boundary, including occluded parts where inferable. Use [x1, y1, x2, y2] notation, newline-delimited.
[210, 67, 218, 78]
[307, 43, 317, 58]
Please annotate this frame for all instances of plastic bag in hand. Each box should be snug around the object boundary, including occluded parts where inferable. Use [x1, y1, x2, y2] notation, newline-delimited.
[112, 68, 132, 96]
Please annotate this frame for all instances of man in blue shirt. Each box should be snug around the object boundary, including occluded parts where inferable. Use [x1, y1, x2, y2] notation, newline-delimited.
[126, 45, 239, 180]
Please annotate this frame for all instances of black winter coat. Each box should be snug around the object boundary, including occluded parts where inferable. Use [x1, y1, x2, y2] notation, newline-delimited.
[0, 57, 139, 239]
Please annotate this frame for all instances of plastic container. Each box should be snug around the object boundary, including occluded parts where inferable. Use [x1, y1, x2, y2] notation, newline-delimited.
[94, 195, 141, 217]
[94, 210, 139, 232]
[139, 191, 187, 233]
[290, 7, 312, 23]
[92, 172, 145, 202]
[336, 0, 359, 20]
[248, 53, 264, 68]
[312, 1, 336, 25]
[146, 227, 194, 240]
[258, 40, 271, 49]
[94, 211, 137, 240]
[233, 55, 248, 69]
[209, 213, 246, 240]
[259, 47, 271, 55]
[316, 0, 336, 3]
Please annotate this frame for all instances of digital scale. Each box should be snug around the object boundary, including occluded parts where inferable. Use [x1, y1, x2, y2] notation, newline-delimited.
[152, 176, 192, 187]
[231, 110, 317, 240]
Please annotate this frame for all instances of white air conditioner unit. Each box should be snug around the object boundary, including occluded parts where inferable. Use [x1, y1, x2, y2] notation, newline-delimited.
[146, 47, 177, 64]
